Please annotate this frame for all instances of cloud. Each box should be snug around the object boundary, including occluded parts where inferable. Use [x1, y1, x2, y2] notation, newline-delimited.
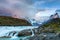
[0, 0, 60, 19]
[0, 8, 12, 16]
[34, 9, 56, 21]
[0, 0, 7, 3]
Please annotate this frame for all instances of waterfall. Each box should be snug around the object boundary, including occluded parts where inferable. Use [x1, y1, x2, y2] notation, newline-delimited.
[13, 32, 18, 37]
[31, 29, 34, 36]
[8, 31, 19, 38]
[11, 32, 18, 39]
[10, 33, 14, 37]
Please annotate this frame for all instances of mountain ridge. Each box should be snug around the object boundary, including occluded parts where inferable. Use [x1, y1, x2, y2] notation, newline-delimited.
[0, 16, 32, 26]
[38, 13, 60, 33]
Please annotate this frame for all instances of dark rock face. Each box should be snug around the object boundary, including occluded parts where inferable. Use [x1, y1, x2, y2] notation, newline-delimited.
[17, 29, 32, 37]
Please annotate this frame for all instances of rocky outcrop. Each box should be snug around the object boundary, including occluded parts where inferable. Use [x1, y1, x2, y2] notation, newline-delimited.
[17, 29, 32, 37]
[17, 28, 40, 37]
[28, 33, 60, 40]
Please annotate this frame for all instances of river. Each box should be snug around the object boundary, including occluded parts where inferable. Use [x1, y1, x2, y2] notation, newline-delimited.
[0, 26, 38, 40]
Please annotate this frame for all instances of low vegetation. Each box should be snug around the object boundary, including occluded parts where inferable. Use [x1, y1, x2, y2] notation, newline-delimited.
[0, 16, 32, 26]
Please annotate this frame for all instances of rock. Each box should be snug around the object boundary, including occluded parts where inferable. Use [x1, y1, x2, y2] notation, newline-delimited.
[17, 29, 32, 37]
[17, 28, 40, 37]
[56, 33, 60, 38]
[28, 33, 60, 40]
[29, 35, 41, 40]
[32, 28, 40, 35]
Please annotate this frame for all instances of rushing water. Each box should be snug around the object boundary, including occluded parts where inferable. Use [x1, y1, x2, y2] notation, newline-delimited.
[0, 26, 38, 40]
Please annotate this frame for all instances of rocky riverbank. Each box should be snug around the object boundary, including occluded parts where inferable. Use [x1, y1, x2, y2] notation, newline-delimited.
[28, 33, 60, 40]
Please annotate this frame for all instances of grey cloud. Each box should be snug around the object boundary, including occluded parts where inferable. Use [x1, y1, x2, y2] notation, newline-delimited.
[0, 0, 7, 4]
[12, 3, 28, 10]
[0, 7, 12, 16]
[0, 0, 57, 18]
[19, 0, 54, 5]
[19, 0, 41, 5]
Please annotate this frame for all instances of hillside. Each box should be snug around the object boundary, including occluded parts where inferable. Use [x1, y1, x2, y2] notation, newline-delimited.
[0, 16, 32, 26]
[38, 13, 60, 33]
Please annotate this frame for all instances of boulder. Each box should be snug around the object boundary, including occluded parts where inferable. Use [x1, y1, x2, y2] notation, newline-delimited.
[17, 29, 32, 37]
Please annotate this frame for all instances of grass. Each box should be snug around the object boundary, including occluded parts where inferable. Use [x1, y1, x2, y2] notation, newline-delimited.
[39, 18, 60, 33]
[0, 16, 32, 26]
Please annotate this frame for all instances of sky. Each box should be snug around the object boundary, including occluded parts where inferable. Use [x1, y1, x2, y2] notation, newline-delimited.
[0, 0, 60, 19]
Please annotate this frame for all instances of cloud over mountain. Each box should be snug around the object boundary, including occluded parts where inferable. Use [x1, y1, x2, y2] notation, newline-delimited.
[0, 0, 60, 19]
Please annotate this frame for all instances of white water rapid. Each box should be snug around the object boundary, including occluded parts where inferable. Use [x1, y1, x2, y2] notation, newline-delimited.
[0, 26, 38, 39]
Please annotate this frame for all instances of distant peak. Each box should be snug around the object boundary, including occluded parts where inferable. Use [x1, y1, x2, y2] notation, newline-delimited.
[50, 13, 59, 19]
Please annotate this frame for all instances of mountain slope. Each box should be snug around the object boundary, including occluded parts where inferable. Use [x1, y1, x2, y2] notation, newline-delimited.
[38, 13, 60, 33]
[0, 16, 32, 26]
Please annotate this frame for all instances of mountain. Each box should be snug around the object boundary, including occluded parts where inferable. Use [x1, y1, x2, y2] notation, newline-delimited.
[38, 13, 60, 33]
[27, 13, 60, 40]
[0, 16, 32, 26]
